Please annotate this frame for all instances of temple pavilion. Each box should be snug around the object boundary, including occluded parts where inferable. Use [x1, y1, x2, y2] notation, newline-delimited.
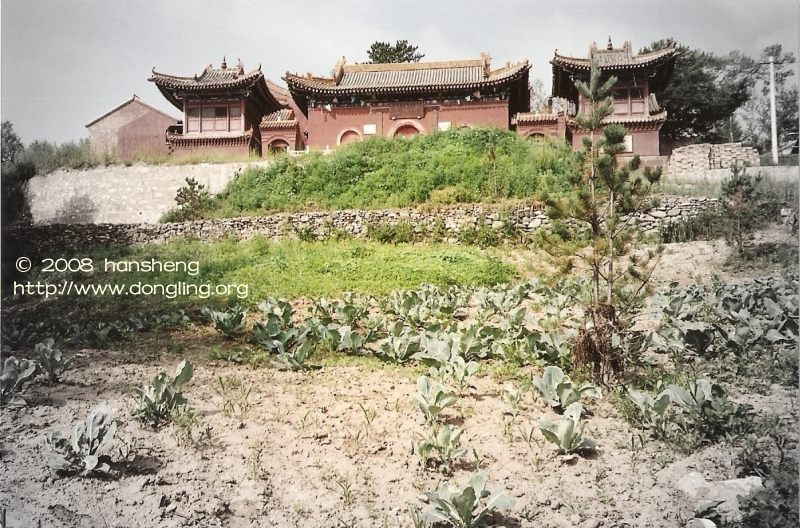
[515, 38, 678, 164]
[149, 58, 296, 156]
[283, 54, 531, 150]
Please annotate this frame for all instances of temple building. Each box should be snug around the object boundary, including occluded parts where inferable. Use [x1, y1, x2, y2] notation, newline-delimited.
[149, 59, 291, 156]
[283, 54, 531, 150]
[515, 39, 677, 164]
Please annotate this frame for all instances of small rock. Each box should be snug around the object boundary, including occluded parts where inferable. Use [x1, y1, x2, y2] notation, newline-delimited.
[686, 520, 716, 528]
[580, 520, 601, 528]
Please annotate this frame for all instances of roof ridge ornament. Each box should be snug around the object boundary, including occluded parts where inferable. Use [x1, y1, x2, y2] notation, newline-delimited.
[221, 56, 227, 69]
[480, 52, 491, 77]
[333, 56, 346, 85]
[607, 36, 613, 50]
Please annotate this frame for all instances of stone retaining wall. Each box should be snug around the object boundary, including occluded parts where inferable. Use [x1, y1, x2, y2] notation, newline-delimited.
[4, 197, 719, 251]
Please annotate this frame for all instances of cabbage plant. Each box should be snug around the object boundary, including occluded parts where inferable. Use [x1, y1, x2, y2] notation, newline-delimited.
[131, 360, 193, 427]
[530, 366, 600, 412]
[0, 356, 37, 406]
[421, 470, 515, 528]
[36, 338, 74, 384]
[45, 402, 119, 475]
[414, 424, 467, 472]
[204, 306, 246, 337]
[415, 376, 458, 424]
[627, 387, 671, 435]
[537, 402, 596, 455]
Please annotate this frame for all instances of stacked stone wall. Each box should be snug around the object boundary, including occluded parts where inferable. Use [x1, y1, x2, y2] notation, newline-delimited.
[4, 197, 719, 251]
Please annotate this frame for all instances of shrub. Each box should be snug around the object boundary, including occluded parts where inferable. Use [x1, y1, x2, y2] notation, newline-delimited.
[161, 177, 212, 222]
[428, 185, 478, 205]
[457, 220, 503, 248]
[368, 222, 415, 244]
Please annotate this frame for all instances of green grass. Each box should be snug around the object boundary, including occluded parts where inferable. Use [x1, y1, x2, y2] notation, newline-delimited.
[21, 237, 516, 318]
[198, 128, 578, 218]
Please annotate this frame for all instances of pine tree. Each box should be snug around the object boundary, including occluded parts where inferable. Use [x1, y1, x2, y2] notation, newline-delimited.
[543, 60, 662, 382]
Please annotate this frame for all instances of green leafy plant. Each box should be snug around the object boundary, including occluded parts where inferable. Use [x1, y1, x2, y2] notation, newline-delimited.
[44, 402, 120, 475]
[36, 338, 74, 384]
[530, 366, 601, 412]
[131, 360, 193, 427]
[161, 176, 212, 222]
[376, 326, 421, 364]
[273, 339, 316, 371]
[537, 402, 597, 455]
[415, 376, 458, 424]
[0, 356, 37, 406]
[420, 470, 515, 528]
[627, 387, 671, 436]
[204, 306, 246, 337]
[414, 424, 467, 472]
[666, 378, 754, 445]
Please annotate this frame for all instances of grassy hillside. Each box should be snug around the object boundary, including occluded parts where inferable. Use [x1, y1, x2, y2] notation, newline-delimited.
[197, 128, 577, 219]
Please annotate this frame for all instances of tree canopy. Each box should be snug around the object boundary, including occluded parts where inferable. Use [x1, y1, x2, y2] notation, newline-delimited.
[2, 121, 24, 163]
[366, 40, 424, 64]
[641, 39, 754, 143]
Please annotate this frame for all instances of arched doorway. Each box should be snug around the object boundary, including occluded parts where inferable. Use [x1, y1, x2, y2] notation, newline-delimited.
[268, 139, 290, 153]
[526, 132, 546, 140]
[393, 124, 421, 138]
[339, 130, 361, 145]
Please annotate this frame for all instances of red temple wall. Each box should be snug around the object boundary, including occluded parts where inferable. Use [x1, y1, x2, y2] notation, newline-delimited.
[305, 100, 510, 149]
[570, 128, 660, 157]
[261, 129, 299, 151]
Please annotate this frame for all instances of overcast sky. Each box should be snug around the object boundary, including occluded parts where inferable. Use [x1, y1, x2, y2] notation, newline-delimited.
[1, 0, 798, 144]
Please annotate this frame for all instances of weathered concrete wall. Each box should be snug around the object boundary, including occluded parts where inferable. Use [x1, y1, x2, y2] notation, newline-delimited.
[5, 196, 719, 251]
[26, 161, 271, 225]
[663, 165, 799, 187]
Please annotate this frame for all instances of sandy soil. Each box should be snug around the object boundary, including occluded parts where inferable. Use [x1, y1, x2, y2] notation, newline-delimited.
[1, 231, 797, 528]
[1, 342, 796, 528]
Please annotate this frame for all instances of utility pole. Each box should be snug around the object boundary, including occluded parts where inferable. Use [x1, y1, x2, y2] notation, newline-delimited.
[769, 56, 779, 164]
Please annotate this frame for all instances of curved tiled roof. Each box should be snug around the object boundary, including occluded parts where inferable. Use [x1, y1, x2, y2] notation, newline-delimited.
[514, 112, 559, 124]
[260, 109, 297, 129]
[568, 110, 668, 131]
[284, 56, 530, 97]
[150, 63, 264, 91]
[149, 59, 282, 114]
[552, 45, 677, 70]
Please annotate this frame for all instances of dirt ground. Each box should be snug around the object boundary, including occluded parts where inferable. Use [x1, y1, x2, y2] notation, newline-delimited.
[1, 233, 798, 528]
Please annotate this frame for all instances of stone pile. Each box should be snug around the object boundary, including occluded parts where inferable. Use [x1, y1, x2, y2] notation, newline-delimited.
[670, 143, 760, 177]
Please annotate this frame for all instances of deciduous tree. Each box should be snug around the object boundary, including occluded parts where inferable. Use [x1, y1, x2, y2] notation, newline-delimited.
[641, 39, 753, 143]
